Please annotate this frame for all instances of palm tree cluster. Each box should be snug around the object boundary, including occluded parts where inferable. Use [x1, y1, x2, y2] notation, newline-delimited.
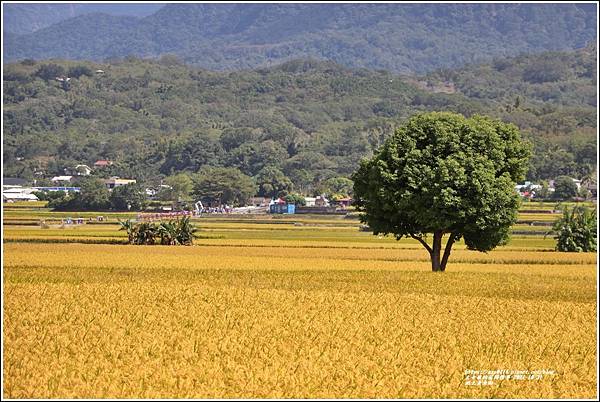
[547, 205, 597, 252]
[118, 216, 198, 245]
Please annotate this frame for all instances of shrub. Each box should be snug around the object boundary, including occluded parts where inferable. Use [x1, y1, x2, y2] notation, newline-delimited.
[284, 193, 306, 206]
[119, 216, 198, 246]
[67, 65, 93, 79]
[547, 205, 597, 252]
[35, 63, 65, 81]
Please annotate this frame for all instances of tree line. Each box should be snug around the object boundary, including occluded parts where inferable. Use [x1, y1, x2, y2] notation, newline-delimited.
[3, 47, 596, 194]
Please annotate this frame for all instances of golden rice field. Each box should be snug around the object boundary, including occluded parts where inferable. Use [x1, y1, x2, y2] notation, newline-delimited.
[2, 209, 598, 399]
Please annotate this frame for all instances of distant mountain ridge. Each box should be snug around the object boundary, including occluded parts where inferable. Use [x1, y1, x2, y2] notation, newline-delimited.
[3, 3, 597, 74]
[2, 3, 165, 34]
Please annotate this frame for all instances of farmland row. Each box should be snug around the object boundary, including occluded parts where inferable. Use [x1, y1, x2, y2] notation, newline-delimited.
[3, 243, 594, 267]
[4, 242, 596, 398]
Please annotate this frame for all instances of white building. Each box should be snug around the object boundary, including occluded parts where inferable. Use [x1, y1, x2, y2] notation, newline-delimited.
[105, 177, 136, 189]
[3, 187, 39, 202]
[51, 175, 74, 184]
[304, 197, 317, 207]
[303, 196, 330, 207]
[4, 187, 34, 194]
[3, 193, 39, 202]
[74, 165, 92, 176]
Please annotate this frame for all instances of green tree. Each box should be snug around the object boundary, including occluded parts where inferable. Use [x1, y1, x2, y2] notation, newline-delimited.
[67, 65, 93, 79]
[219, 128, 262, 152]
[255, 166, 293, 198]
[535, 180, 551, 199]
[192, 166, 257, 206]
[33, 189, 67, 202]
[522, 57, 569, 83]
[227, 140, 288, 176]
[46, 191, 72, 209]
[109, 183, 147, 211]
[284, 193, 306, 206]
[553, 176, 578, 200]
[78, 177, 111, 210]
[319, 176, 354, 198]
[547, 205, 597, 252]
[579, 168, 597, 201]
[53, 177, 110, 211]
[161, 173, 194, 201]
[530, 145, 577, 180]
[34, 63, 65, 81]
[352, 112, 531, 272]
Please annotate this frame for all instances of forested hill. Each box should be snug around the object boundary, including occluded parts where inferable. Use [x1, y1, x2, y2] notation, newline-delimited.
[4, 3, 596, 74]
[2, 3, 164, 35]
[422, 44, 597, 180]
[3, 48, 596, 193]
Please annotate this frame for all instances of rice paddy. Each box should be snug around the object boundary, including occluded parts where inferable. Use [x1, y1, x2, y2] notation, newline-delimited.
[2, 204, 597, 398]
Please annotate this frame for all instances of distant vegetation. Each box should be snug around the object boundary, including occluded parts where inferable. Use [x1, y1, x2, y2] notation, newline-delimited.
[424, 44, 597, 181]
[548, 205, 597, 252]
[119, 215, 197, 246]
[3, 46, 596, 196]
[45, 179, 147, 212]
[4, 3, 596, 73]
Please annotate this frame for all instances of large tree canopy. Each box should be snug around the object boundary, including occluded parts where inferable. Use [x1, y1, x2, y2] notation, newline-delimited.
[192, 166, 257, 207]
[352, 112, 531, 271]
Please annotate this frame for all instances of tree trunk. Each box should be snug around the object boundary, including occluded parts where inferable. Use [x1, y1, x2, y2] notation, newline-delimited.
[440, 233, 457, 272]
[431, 231, 443, 272]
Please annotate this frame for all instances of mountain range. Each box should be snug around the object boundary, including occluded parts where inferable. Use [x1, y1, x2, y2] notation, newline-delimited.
[3, 3, 597, 74]
[2, 3, 164, 34]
